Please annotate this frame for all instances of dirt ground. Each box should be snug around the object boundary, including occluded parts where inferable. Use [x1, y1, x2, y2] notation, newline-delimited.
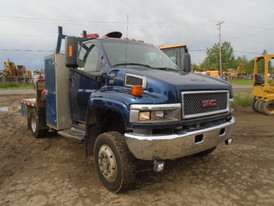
[0, 89, 274, 206]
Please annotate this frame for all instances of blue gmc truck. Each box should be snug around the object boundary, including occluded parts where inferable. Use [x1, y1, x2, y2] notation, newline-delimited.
[21, 27, 235, 193]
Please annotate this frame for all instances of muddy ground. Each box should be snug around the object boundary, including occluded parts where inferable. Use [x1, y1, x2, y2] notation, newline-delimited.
[0, 89, 274, 206]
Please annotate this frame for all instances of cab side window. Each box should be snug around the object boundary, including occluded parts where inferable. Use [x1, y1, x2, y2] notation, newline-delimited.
[78, 42, 101, 72]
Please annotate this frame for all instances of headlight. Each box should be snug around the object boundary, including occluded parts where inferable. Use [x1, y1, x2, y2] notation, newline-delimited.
[139, 111, 151, 121]
[139, 110, 165, 121]
[130, 104, 181, 123]
[154, 111, 165, 120]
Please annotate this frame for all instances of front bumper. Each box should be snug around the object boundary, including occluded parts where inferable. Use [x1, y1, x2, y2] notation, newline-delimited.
[124, 117, 235, 160]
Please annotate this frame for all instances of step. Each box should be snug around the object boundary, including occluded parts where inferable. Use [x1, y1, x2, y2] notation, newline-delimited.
[58, 126, 85, 142]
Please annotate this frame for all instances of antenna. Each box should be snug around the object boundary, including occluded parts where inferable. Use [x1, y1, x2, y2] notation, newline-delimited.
[126, 14, 129, 39]
[125, 14, 129, 67]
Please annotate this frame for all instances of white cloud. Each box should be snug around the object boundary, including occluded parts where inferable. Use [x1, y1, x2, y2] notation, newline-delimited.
[0, 0, 274, 69]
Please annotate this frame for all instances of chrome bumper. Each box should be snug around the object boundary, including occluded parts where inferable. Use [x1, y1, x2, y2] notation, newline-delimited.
[125, 117, 235, 160]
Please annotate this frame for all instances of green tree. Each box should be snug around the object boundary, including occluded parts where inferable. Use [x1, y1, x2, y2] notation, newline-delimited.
[192, 63, 200, 71]
[200, 41, 235, 72]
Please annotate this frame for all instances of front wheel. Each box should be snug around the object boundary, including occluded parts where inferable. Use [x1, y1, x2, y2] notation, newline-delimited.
[262, 100, 274, 116]
[94, 132, 136, 193]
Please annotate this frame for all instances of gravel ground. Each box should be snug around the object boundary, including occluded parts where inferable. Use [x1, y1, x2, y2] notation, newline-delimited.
[1, 88, 274, 206]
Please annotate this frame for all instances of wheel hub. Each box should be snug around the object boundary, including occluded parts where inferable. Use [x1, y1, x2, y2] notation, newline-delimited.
[98, 144, 117, 182]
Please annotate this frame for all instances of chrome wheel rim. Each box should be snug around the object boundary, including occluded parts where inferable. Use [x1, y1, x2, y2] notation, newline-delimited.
[98, 144, 117, 182]
[31, 114, 37, 133]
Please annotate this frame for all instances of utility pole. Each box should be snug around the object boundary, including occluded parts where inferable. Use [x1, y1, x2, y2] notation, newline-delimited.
[217, 21, 224, 78]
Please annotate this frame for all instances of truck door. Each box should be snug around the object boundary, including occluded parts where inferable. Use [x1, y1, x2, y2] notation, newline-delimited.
[70, 42, 102, 123]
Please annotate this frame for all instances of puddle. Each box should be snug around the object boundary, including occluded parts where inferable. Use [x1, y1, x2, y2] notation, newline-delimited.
[0, 105, 20, 112]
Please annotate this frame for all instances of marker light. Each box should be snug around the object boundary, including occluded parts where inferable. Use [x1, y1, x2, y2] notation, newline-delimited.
[69, 45, 73, 57]
[132, 85, 143, 97]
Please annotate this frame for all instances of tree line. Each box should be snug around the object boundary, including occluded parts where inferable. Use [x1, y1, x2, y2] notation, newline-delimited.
[192, 41, 271, 74]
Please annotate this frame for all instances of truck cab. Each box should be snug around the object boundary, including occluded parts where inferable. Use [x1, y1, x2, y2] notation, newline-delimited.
[21, 27, 234, 193]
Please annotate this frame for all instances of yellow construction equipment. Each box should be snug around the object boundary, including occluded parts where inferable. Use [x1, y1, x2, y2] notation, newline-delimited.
[2, 60, 32, 83]
[194, 70, 220, 78]
[224, 65, 246, 80]
[252, 54, 274, 115]
[236, 64, 246, 79]
[159, 44, 188, 70]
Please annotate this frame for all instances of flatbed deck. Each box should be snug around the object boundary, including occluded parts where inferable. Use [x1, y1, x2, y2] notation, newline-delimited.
[20, 98, 36, 107]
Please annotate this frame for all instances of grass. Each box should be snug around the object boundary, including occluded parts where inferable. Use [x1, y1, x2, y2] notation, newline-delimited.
[232, 92, 253, 109]
[228, 79, 253, 85]
[0, 82, 34, 89]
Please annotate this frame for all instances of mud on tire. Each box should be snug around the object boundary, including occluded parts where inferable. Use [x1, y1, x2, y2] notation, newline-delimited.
[94, 131, 136, 193]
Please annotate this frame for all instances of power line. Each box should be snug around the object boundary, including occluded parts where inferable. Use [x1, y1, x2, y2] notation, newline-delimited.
[234, 50, 260, 55]
[0, 48, 53, 52]
[226, 21, 274, 32]
[0, 16, 217, 25]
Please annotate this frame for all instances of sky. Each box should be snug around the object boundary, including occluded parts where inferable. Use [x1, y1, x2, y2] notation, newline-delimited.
[0, 0, 274, 70]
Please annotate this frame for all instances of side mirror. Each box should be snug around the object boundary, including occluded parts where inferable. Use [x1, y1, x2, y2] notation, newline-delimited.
[65, 36, 79, 68]
[183, 52, 191, 72]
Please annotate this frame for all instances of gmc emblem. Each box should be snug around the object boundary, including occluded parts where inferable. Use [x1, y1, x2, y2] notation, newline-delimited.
[202, 99, 217, 107]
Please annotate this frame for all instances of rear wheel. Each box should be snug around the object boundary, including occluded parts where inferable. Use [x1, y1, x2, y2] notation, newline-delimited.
[254, 100, 260, 112]
[251, 99, 257, 111]
[262, 100, 274, 116]
[257, 101, 264, 113]
[94, 132, 136, 193]
[30, 108, 47, 138]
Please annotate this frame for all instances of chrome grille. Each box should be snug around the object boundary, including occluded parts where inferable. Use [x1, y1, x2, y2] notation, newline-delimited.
[182, 90, 229, 119]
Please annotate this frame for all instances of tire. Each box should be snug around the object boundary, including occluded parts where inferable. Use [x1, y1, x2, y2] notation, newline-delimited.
[195, 147, 216, 156]
[257, 101, 264, 113]
[254, 100, 260, 112]
[94, 132, 136, 193]
[251, 99, 257, 111]
[30, 108, 47, 138]
[262, 100, 274, 116]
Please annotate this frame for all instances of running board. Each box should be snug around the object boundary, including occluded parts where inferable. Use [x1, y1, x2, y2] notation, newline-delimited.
[58, 126, 85, 142]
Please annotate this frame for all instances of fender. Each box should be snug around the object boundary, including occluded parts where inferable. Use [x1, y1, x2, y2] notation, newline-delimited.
[84, 97, 130, 157]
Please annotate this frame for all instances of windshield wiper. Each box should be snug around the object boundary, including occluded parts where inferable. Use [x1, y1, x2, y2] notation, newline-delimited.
[112, 63, 179, 72]
[112, 63, 152, 68]
[153, 67, 179, 71]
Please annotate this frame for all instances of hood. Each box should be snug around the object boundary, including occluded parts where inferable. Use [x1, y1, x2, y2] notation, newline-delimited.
[108, 67, 232, 103]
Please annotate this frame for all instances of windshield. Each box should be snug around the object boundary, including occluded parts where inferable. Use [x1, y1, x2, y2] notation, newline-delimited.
[101, 39, 179, 71]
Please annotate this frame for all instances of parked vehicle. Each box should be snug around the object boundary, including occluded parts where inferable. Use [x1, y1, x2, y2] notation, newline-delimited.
[21, 27, 235, 193]
[252, 54, 274, 115]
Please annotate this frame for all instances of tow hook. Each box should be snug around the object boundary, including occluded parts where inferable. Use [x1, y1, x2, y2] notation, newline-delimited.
[225, 138, 233, 145]
[153, 160, 165, 172]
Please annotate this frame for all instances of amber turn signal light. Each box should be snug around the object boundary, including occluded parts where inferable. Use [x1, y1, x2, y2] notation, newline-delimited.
[69, 45, 73, 57]
[132, 85, 143, 97]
